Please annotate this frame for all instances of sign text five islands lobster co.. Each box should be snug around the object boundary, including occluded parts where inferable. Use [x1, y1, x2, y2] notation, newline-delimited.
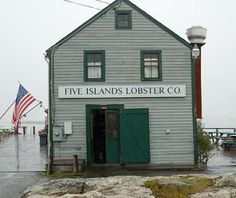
[58, 85, 186, 98]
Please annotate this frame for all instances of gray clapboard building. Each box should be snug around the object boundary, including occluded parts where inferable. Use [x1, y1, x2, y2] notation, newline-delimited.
[46, 0, 197, 169]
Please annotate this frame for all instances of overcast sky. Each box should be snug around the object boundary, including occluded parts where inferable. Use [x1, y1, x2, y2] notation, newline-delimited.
[0, 0, 235, 127]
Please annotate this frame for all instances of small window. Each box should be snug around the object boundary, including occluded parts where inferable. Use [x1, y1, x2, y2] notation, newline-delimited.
[141, 50, 162, 81]
[115, 11, 132, 29]
[84, 51, 105, 81]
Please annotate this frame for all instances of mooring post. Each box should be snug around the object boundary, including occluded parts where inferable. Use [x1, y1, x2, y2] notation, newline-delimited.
[47, 156, 53, 175]
[23, 126, 26, 135]
[215, 128, 219, 144]
[73, 155, 78, 173]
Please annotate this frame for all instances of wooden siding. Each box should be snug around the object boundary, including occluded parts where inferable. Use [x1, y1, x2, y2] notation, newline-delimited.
[52, 1, 194, 165]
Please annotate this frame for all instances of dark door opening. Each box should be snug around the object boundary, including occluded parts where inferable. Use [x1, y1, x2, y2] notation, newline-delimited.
[91, 108, 120, 164]
[92, 109, 106, 163]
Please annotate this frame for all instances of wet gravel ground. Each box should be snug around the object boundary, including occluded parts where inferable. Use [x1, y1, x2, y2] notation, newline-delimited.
[205, 145, 236, 175]
[0, 133, 48, 198]
[0, 133, 47, 172]
[0, 172, 47, 198]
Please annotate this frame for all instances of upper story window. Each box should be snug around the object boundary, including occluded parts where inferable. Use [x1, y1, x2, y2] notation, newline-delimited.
[84, 50, 105, 82]
[141, 50, 162, 81]
[115, 11, 132, 29]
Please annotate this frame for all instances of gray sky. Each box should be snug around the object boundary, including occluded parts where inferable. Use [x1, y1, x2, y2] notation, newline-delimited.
[0, 0, 235, 127]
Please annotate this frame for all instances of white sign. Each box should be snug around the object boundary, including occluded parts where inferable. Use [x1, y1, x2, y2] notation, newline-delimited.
[58, 85, 186, 98]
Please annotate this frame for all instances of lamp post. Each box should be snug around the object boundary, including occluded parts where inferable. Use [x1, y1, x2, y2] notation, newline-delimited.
[186, 26, 207, 120]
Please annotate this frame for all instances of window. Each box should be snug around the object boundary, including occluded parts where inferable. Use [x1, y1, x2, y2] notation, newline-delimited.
[115, 11, 132, 29]
[141, 50, 162, 81]
[84, 51, 105, 81]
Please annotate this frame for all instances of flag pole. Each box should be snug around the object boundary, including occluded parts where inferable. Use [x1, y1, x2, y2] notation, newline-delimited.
[0, 100, 16, 120]
[19, 101, 42, 119]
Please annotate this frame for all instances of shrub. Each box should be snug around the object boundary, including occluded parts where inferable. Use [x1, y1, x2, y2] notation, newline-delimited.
[197, 124, 214, 167]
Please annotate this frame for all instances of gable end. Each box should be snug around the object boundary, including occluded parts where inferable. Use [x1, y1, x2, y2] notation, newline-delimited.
[46, 0, 191, 55]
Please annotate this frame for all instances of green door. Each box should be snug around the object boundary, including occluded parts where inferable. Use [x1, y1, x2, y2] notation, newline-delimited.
[105, 110, 120, 163]
[120, 109, 150, 164]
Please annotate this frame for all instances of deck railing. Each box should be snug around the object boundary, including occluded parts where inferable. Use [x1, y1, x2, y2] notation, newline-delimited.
[203, 128, 236, 145]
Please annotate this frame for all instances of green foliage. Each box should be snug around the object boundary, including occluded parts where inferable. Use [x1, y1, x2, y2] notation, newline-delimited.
[145, 176, 215, 198]
[197, 124, 214, 167]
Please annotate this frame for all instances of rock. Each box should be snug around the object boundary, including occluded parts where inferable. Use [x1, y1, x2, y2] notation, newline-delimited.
[24, 174, 236, 198]
[215, 175, 236, 188]
[84, 176, 153, 198]
[23, 176, 153, 198]
[60, 191, 105, 198]
[22, 176, 154, 198]
[21, 179, 86, 197]
[192, 189, 231, 198]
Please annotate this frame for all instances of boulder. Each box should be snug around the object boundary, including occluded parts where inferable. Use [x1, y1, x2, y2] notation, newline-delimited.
[21, 179, 86, 197]
[22, 176, 153, 198]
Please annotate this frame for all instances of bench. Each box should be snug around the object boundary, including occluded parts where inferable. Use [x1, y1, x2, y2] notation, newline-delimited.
[221, 138, 236, 150]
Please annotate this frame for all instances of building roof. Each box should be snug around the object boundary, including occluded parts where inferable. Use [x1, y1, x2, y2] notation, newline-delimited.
[46, 0, 191, 55]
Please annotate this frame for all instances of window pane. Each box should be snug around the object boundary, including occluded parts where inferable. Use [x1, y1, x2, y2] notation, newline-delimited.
[87, 54, 94, 63]
[123, 20, 129, 27]
[123, 14, 129, 21]
[107, 112, 119, 139]
[94, 54, 101, 62]
[151, 67, 158, 77]
[145, 67, 152, 78]
[117, 15, 124, 22]
[88, 67, 101, 79]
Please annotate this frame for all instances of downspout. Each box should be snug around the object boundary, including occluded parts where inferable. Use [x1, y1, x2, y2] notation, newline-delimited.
[44, 48, 55, 174]
[191, 53, 198, 166]
[45, 44, 61, 174]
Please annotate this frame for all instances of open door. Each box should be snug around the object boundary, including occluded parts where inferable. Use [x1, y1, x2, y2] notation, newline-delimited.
[105, 110, 120, 163]
[120, 109, 150, 164]
[87, 105, 123, 165]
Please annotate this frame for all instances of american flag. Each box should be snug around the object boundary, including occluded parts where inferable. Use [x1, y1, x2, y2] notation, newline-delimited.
[12, 84, 36, 132]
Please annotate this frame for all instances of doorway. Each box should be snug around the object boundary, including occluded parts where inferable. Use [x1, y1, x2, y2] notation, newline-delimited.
[92, 109, 106, 163]
[86, 105, 150, 166]
[87, 105, 122, 165]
